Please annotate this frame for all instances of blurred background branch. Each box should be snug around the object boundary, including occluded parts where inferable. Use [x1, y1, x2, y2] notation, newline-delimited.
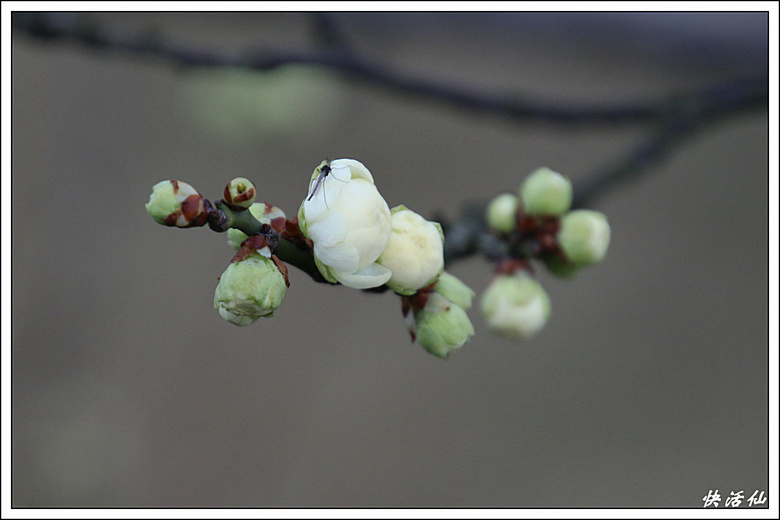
[12, 12, 766, 126]
[11, 11, 769, 265]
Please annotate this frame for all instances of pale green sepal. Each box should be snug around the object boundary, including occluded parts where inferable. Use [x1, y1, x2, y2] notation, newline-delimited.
[433, 272, 475, 310]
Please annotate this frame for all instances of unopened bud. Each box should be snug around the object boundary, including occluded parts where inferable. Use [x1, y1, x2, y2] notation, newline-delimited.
[486, 193, 519, 234]
[481, 272, 551, 341]
[414, 293, 475, 359]
[377, 206, 444, 295]
[557, 209, 611, 266]
[145, 180, 207, 227]
[213, 251, 287, 326]
[223, 177, 257, 208]
[520, 167, 572, 216]
[298, 158, 392, 289]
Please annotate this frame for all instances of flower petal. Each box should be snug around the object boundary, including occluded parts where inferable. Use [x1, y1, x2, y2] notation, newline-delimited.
[315, 242, 360, 274]
[333, 262, 392, 289]
[307, 211, 347, 247]
[331, 158, 374, 183]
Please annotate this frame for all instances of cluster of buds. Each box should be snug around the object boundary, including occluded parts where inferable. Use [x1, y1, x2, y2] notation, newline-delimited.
[145, 158, 475, 357]
[483, 167, 611, 341]
[144, 160, 609, 357]
[297, 159, 474, 356]
[146, 176, 290, 326]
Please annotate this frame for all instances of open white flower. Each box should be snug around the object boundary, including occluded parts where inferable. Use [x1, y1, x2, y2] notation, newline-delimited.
[377, 206, 444, 295]
[298, 159, 392, 289]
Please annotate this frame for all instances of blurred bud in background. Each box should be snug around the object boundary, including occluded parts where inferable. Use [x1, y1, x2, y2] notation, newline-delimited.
[520, 167, 573, 217]
[486, 192, 520, 234]
[481, 271, 551, 341]
[557, 209, 611, 267]
[179, 66, 344, 145]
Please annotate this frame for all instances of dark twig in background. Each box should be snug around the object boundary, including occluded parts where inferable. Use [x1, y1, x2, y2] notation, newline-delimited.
[12, 13, 766, 126]
[12, 11, 768, 266]
[572, 77, 769, 209]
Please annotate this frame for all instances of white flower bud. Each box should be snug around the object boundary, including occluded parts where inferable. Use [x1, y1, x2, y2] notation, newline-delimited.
[486, 193, 519, 233]
[214, 251, 287, 326]
[557, 210, 611, 266]
[145, 180, 207, 227]
[377, 206, 444, 295]
[481, 273, 551, 341]
[223, 177, 256, 208]
[414, 293, 475, 358]
[520, 167, 572, 216]
[298, 159, 392, 289]
[227, 202, 286, 250]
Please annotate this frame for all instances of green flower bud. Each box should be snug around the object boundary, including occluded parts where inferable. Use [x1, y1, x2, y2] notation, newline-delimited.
[227, 202, 286, 249]
[145, 180, 207, 227]
[377, 206, 444, 295]
[481, 273, 551, 341]
[557, 209, 611, 266]
[223, 177, 257, 209]
[214, 251, 287, 326]
[433, 271, 475, 310]
[414, 293, 475, 358]
[486, 193, 519, 233]
[520, 167, 572, 216]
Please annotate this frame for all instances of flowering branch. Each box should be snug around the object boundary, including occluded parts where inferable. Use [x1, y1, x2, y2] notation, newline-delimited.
[145, 160, 613, 357]
[14, 12, 767, 214]
[16, 12, 767, 357]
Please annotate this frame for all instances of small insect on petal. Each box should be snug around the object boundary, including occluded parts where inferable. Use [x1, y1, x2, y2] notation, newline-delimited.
[298, 158, 393, 290]
[307, 159, 350, 208]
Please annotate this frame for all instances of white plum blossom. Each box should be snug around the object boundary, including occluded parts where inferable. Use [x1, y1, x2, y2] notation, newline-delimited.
[377, 205, 444, 295]
[298, 159, 393, 289]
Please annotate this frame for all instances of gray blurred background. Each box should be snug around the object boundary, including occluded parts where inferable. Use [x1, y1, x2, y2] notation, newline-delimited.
[12, 12, 768, 508]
